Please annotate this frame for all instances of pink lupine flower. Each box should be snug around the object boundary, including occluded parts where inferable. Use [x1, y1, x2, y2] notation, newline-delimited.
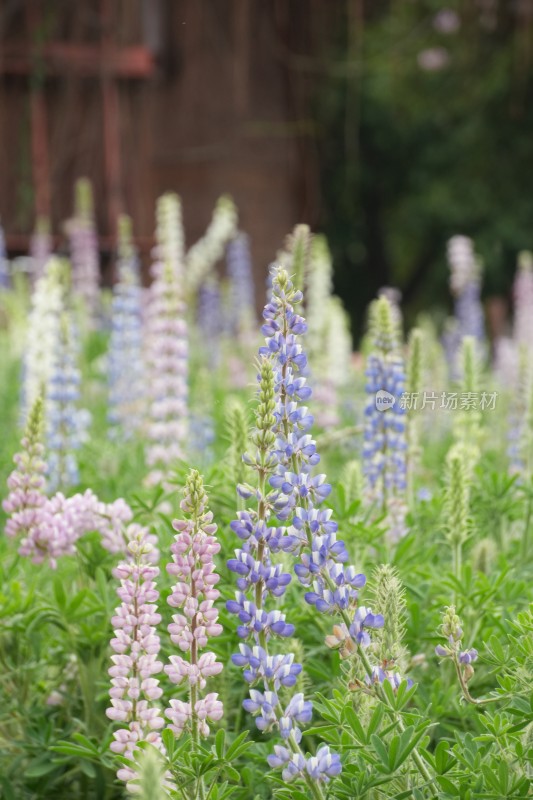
[164, 470, 223, 740]
[106, 528, 166, 785]
[12, 479, 149, 569]
[3, 395, 47, 539]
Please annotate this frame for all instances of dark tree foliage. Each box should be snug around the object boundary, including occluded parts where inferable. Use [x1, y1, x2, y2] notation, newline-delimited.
[309, 0, 533, 333]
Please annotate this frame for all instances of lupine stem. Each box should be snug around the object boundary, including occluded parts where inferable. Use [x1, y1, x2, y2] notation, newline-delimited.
[452, 656, 499, 707]
[323, 572, 437, 795]
[252, 392, 326, 800]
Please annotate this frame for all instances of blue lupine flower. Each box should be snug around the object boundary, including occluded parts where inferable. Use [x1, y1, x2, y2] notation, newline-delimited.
[446, 236, 485, 375]
[189, 410, 215, 465]
[107, 233, 144, 438]
[198, 277, 222, 369]
[226, 232, 256, 339]
[231, 646, 302, 689]
[47, 315, 90, 491]
[348, 606, 385, 647]
[228, 356, 325, 787]
[362, 298, 408, 541]
[459, 649, 478, 664]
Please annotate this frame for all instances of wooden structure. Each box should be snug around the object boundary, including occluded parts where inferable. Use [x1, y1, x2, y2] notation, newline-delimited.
[0, 0, 318, 282]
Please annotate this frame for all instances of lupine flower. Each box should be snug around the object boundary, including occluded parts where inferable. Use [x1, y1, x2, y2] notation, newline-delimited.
[189, 411, 215, 467]
[108, 214, 145, 438]
[226, 231, 256, 340]
[24, 257, 65, 415]
[369, 564, 409, 675]
[67, 178, 100, 318]
[145, 194, 188, 483]
[435, 606, 478, 682]
[228, 357, 330, 790]
[0, 218, 10, 288]
[47, 313, 90, 491]
[274, 224, 311, 297]
[513, 251, 533, 348]
[507, 347, 533, 479]
[29, 216, 52, 284]
[362, 296, 408, 541]
[7, 471, 148, 569]
[452, 336, 482, 469]
[446, 235, 485, 375]
[3, 395, 47, 539]
[164, 470, 223, 741]
[197, 275, 223, 369]
[306, 236, 333, 360]
[226, 399, 250, 489]
[106, 528, 166, 786]
[258, 268, 413, 700]
[186, 196, 237, 296]
[308, 238, 352, 429]
[406, 328, 423, 495]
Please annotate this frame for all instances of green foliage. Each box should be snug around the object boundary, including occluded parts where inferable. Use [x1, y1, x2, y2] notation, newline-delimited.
[314, 3, 532, 332]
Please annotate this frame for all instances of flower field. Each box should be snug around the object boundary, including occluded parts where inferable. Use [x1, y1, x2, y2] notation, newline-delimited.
[0, 187, 531, 800]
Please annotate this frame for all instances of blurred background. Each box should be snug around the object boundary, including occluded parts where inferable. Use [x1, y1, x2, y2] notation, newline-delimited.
[1, 0, 532, 337]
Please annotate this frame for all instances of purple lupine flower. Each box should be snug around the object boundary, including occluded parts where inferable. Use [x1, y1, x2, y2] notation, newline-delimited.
[0, 218, 10, 289]
[261, 268, 414, 696]
[164, 470, 223, 738]
[46, 314, 90, 491]
[189, 410, 215, 467]
[67, 178, 100, 318]
[108, 215, 145, 438]
[227, 356, 327, 790]
[106, 527, 166, 786]
[446, 235, 485, 374]
[197, 275, 223, 369]
[435, 606, 479, 682]
[225, 231, 256, 340]
[263, 269, 382, 622]
[362, 297, 408, 541]
[513, 252, 533, 348]
[145, 194, 188, 484]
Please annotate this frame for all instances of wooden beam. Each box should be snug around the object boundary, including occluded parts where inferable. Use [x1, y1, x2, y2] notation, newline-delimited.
[0, 42, 155, 78]
[101, 0, 122, 237]
[26, 1, 51, 220]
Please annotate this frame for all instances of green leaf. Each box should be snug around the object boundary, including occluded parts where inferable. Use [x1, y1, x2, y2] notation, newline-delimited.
[343, 705, 366, 744]
[225, 731, 252, 761]
[53, 577, 67, 611]
[388, 734, 400, 771]
[370, 734, 390, 771]
[435, 740, 455, 775]
[0, 776, 16, 800]
[436, 776, 459, 795]
[367, 703, 384, 738]
[161, 728, 175, 761]
[222, 764, 240, 783]
[215, 728, 225, 760]
[25, 759, 57, 778]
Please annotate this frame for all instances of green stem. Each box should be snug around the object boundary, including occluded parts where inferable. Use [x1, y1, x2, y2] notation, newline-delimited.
[324, 573, 437, 795]
[452, 656, 499, 707]
[251, 380, 326, 800]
